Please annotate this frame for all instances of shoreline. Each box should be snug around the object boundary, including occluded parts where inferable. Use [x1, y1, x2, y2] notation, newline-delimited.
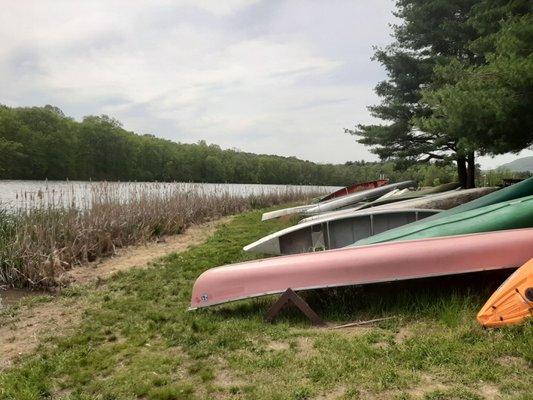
[0, 216, 233, 309]
[0, 215, 234, 369]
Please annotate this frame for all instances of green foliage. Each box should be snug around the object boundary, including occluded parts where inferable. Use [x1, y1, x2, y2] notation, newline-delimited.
[348, 0, 533, 189]
[347, 0, 481, 170]
[0, 104, 456, 185]
[418, 11, 533, 156]
[0, 208, 531, 399]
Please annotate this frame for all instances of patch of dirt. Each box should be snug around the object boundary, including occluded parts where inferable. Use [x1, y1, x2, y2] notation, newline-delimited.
[213, 368, 243, 388]
[296, 336, 317, 357]
[267, 340, 290, 351]
[372, 341, 389, 349]
[479, 384, 500, 399]
[0, 217, 232, 371]
[497, 355, 530, 370]
[316, 386, 347, 399]
[333, 326, 375, 337]
[395, 326, 412, 344]
[63, 216, 233, 285]
[407, 373, 448, 398]
[0, 298, 85, 370]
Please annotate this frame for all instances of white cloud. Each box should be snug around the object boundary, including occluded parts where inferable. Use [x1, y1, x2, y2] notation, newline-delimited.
[1, 0, 405, 164]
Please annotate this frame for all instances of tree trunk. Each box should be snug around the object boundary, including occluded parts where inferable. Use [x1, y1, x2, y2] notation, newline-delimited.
[467, 152, 476, 188]
[457, 155, 467, 189]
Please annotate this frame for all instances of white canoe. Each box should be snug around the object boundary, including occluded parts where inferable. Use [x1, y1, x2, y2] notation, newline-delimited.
[299, 187, 495, 224]
[261, 180, 416, 221]
[302, 181, 417, 216]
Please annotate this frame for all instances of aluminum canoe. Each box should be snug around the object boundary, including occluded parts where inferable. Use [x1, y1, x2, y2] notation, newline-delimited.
[190, 229, 533, 309]
[244, 208, 440, 255]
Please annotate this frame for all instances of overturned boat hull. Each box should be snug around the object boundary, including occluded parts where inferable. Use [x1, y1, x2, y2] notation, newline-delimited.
[319, 179, 389, 202]
[359, 182, 461, 209]
[354, 194, 533, 246]
[245, 209, 440, 255]
[190, 229, 533, 309]
[261, 180, 416, 221]
[422, 176, 533, 223]
[303, 181, 417, 216]
[300, 187, 495, 225]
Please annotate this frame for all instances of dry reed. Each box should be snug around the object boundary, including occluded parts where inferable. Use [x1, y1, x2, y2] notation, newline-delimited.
[0, 182, 324, 288]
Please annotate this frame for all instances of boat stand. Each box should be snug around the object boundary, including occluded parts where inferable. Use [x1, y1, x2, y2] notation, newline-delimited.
[265, 288, 326, 326]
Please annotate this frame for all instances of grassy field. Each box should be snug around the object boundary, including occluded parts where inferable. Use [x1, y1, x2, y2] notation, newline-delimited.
[1, 207, 532, 400]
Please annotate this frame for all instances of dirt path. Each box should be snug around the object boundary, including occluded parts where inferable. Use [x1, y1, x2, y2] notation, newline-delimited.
[0, 216, 233, 370]
[64, 216, 233, 284]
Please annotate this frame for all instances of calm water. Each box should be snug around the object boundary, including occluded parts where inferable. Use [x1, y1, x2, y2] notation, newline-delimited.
[0, 180, 340, 211]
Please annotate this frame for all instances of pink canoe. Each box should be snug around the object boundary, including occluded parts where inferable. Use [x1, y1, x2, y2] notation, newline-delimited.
[190, 228, 533, 309]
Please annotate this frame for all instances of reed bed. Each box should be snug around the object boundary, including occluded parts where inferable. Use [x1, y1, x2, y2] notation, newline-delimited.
[0, 182, 323, 288]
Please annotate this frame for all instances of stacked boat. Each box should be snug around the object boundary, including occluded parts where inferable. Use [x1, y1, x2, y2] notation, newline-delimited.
[190, 177, 533, 326]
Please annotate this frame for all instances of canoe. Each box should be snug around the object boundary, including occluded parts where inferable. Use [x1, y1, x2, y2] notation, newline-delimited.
[319, 179, 389, 202]
[477, 259, 533, 328]
[359, 182, 461, 209]
[354, 194, 533, 246]
[422, 176, 533, 223]
[244, 208, 440, 255]
[260, 205, 312, 221]
[299, 187, 495, 225]
[190, 229, 533, 309]
[261, 180, 416, 221]
[303, 181, 417, 216]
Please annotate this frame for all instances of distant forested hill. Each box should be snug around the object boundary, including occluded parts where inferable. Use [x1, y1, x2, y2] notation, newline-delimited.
[499, 157, 533, 173]
[0, 105, 456, 185]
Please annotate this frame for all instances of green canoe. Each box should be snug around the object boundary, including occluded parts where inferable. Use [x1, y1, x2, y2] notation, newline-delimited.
[354, 194, 533, 246]
[354, 177, 533, 246]
[422, 176, 533, 222]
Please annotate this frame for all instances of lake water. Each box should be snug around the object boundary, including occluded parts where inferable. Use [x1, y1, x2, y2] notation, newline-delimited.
[0, 180, 340, 211]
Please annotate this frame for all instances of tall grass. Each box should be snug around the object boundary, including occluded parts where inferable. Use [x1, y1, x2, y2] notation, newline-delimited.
[0, 182, 323, 288]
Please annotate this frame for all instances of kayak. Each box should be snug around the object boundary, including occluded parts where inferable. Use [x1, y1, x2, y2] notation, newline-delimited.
[354, 194, 533, 246]
[261, 180, 416, 221]
[303, 181, 417, 216]
[190, 229, 533, 309]
[477, 259, 533, 328]
[299, 187, 495, 225]
[244, 208, 440, 255]
[319, 179, 389, 202]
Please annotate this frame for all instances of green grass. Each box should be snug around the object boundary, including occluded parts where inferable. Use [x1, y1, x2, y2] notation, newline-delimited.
[1, 208, 532, 399]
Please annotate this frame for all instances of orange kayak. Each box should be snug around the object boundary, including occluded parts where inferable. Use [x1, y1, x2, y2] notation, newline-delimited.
[477, 259, 533, 328]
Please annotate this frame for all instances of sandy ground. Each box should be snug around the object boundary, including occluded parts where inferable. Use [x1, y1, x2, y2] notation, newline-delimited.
[0, 216, 233, 370]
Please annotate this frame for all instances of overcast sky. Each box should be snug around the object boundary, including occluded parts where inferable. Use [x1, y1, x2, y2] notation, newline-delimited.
[1, 0, 530, 168]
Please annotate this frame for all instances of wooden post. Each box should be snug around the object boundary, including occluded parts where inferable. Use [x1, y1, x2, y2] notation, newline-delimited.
[265, 288, 326, 326]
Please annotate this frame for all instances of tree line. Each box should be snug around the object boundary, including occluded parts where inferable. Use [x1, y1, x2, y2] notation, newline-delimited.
[0, 104, 457, 186]
[348, 0, 532, 188]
